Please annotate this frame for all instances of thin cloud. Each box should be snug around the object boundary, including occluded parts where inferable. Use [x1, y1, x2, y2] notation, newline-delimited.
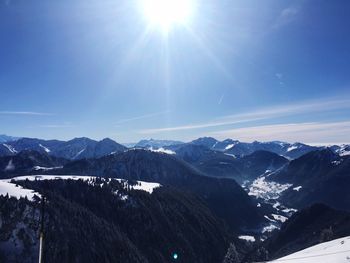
[218, 94, 224, 105]
[39, 124, 74, 128]
[139, 116, 265, 134]
[273, 6, 300, 29]
[139, 97, 350, 134]
[275, 73, 283, 79]
[218, 97, 350, 121]
[210, 121, 350, 144]
[0, 111, 52, 116]
[115, 110, 170, 125]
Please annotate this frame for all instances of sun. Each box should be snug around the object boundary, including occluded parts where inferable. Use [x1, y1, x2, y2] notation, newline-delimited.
[141, 0, 193, 32]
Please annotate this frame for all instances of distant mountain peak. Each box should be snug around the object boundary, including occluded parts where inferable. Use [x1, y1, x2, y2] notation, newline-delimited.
[191, 137, 218, 148]
[134, 139, 184, 149]
[0, 135, 21, 143]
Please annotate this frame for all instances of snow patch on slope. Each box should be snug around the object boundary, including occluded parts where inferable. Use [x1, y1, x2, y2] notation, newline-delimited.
[293, 186, 302, 191]
[4, 160, 15, 171]
[39, 144, 50, 153]
[287, 145, 299, 152]
[124, 180, 161, 194]
[238, 235, 255, 242]
[0, 181, 40, 200]
[33, 166, 63, 171]
[73, 148, 85, 159]
[149, 147, 176, 155]
[225, 144, 235, 150]
[262, 224, 279, 233]
[268, 236, 350, 263]
[2, 144, 17, 154]
[271, 213, 288, 223]
[0, 175, 161, 201]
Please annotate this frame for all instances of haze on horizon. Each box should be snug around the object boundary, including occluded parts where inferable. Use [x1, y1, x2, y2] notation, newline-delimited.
[1, 0, 350, 144]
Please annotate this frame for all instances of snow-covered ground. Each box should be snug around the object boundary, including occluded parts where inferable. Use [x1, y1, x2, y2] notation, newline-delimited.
[126, 180, 161, 194]
[293, 186, 302, 191]
[33, 166, 63, 171]
[149, 147, 176, 155]
[238, 235, 255, 242]
[262, 224, 279, 233]
[268, 236, 350, 263]
[225, 144, 235, 150]
[0, 175, 161, 201]
[271, 213, 288, 223]
[0, 180, 40, 199]
[39, 144, 50, 153]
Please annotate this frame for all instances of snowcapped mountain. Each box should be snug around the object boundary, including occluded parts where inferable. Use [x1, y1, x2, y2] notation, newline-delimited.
[221, 140, 319, 159]
[0, 137, 126, 160]
[1, 135, 348, 161]
[211, 139, 240, 151]
[266, 149, 350, 211]
[2, 137, 64, 155]
[0, 143, 18, 156]
[190, 137, 219, 148]
[188, 138, 320, 159]
[51, 137, 126, 160]
[133, 138, 183, 148]
[331, 144, 350, 156]
[0, 134, 20, 143]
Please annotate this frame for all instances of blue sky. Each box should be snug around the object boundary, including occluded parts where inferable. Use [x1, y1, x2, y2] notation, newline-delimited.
[1, 0, 350, 144]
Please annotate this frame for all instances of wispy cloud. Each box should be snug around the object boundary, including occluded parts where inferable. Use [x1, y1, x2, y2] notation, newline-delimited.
[273, 6, 300, 29]
[139, 97, 350, 134]
[0, 111, 52, 116]
[139, 116, 264, 134]
[115, 110, 170, 125]
[275, 73, 283, 79]
[210, 121, 350, 144]
[275, 73, 285, 85]
[218, 94, 224, 105]
[38, 124, 74, 128]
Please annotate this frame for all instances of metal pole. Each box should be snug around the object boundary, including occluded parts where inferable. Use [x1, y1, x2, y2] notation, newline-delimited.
[38, 232, 44, 263]
[38, 196, 45, 263]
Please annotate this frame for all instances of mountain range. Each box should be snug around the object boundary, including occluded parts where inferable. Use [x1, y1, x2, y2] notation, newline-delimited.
[0, 134, 349, 262]
[0, 137, 126, 160]
[1, 135, 349, 162]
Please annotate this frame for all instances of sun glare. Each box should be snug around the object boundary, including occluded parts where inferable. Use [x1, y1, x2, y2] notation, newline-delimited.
[141, 0, 193, 32]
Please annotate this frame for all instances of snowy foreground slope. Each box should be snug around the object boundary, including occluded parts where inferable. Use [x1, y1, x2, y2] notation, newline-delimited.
[267, 236, 350, 263]
[0, 175, 161, 200]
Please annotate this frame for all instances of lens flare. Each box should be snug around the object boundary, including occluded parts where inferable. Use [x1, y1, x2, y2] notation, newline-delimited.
[141, 0, 193, 32]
